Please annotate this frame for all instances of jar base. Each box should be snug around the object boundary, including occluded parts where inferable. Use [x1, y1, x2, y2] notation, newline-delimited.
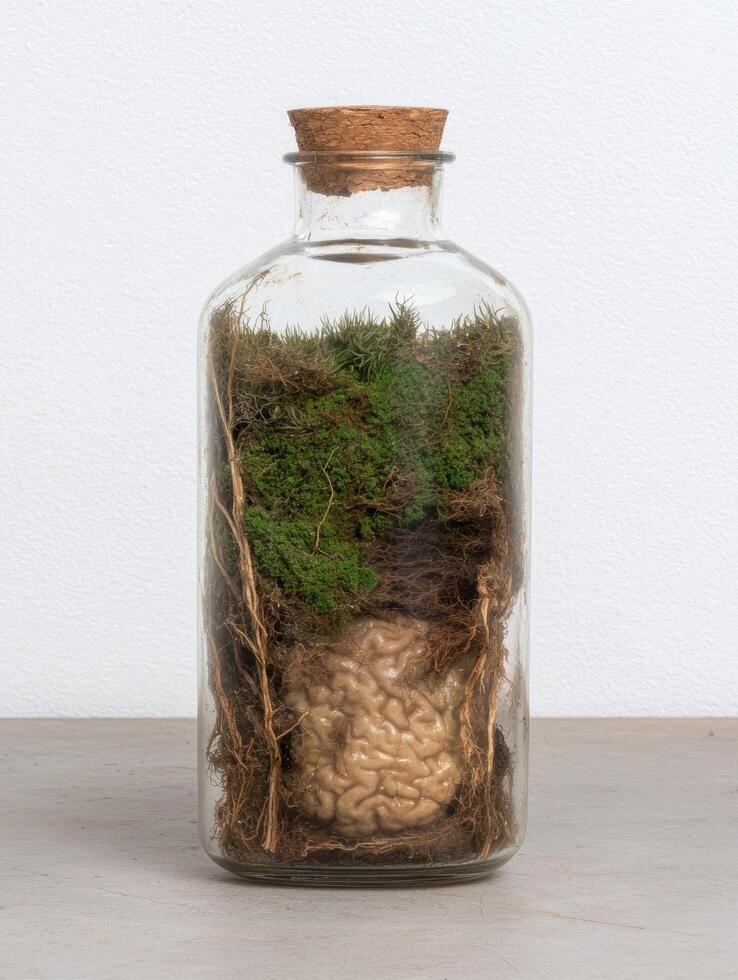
[206, 845, 520, 887]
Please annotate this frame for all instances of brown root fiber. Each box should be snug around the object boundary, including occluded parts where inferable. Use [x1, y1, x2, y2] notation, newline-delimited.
[204, 298, 523, 865]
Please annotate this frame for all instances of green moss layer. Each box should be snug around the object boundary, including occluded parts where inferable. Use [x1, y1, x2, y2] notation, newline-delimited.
[223, 303, 514, 629]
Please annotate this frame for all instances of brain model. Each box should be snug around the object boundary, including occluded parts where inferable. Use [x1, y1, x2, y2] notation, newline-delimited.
[284, 617, 467, 839]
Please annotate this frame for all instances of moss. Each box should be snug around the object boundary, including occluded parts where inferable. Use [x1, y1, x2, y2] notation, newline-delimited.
[244, 507, 378, 617]
[436, 369, 509, 490]
[227, 303, 514, 622]
[240, 394, 398, 524]
[358, 513, 392, 540]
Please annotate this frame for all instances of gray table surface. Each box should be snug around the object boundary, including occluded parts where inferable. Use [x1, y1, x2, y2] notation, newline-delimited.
[2, 719, 736, 979]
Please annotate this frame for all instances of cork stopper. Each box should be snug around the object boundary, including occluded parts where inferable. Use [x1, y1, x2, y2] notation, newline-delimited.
[287, 105, 448, 195]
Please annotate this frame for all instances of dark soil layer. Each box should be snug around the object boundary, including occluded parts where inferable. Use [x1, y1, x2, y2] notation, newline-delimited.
[204, 299, 522, 864]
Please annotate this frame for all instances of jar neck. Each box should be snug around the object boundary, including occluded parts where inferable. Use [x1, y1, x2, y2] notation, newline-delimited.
[288, 157, 447, 243]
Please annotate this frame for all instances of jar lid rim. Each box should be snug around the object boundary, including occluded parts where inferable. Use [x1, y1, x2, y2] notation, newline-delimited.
[283, 150, 455, 165]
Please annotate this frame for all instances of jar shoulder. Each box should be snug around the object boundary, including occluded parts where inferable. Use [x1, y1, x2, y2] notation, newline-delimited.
[201, 238, 531, 336]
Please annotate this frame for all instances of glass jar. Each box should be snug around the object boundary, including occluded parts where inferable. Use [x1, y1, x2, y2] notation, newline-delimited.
[198, 107, 531, 884]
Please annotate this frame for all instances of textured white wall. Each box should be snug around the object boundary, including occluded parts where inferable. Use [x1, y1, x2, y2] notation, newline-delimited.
[2, 0, 736, 716]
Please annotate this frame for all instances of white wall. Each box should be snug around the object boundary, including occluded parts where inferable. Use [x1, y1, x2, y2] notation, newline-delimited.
[2, 0, 736, 717]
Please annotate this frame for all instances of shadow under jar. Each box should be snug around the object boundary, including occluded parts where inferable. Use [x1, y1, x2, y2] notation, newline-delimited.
[198, 106, 531, 885]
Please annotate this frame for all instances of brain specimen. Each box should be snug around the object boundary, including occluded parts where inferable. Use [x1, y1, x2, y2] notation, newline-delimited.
[284, 617, 466, 838]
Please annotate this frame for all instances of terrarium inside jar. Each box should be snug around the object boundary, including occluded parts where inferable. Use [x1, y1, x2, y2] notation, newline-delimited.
[198, 106, 531, 884]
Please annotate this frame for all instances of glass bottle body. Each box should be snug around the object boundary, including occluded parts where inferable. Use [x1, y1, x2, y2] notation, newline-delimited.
[198, 154, 531, 884]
